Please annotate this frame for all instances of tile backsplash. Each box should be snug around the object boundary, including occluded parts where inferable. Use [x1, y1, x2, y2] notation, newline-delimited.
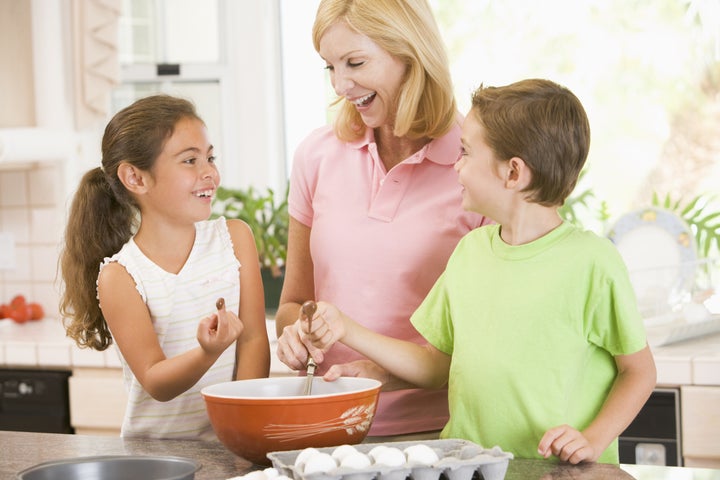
[0, 163, 66, 317]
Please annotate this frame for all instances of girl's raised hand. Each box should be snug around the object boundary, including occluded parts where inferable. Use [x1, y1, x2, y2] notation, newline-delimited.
[197, 297, 244, 355]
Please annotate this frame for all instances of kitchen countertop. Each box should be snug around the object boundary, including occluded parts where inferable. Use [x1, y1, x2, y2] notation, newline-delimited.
[3, 431, 720, 480]
[0, 318, 294, 376]
[4, 317, 720, 385]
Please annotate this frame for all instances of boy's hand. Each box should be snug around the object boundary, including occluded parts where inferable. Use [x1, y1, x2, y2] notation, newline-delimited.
[537, 424, 598, 464]
[197, 297, 244, 355]
[301, 301, 346, 362]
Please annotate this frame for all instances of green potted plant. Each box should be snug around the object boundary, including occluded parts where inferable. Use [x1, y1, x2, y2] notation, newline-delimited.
[211, 184, 289, 314]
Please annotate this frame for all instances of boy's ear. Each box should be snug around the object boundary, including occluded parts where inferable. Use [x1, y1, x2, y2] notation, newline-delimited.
[505, 157, 531, 190]
[117, 163, 147, 193]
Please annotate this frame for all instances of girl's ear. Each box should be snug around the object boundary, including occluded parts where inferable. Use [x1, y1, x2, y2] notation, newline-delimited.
[117, 163, 147, 193]
[505, 156, 531, 190]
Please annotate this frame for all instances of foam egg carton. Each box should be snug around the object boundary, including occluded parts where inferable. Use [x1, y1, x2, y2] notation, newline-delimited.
[266, 439, 513, 480]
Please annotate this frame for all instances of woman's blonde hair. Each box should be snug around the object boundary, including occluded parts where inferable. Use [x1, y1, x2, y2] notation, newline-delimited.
[312, 0, 456, 142]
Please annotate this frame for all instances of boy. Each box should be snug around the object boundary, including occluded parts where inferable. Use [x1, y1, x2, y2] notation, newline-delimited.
[304, 78, 656, 464]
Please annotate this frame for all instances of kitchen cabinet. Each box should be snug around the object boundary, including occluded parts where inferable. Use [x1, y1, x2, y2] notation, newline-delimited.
[68, 367, 127, 435]
[681, 386, 720, 468]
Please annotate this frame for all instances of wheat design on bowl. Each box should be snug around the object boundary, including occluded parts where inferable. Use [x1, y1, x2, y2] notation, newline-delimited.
[264, 402, 377, 441]
[201, 376, 381, 465]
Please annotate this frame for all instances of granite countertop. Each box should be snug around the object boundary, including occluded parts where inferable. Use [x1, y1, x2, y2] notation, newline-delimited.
[3, 431, 720, 480]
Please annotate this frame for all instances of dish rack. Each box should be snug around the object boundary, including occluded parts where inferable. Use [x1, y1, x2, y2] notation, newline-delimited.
[634, 258, 720, 346]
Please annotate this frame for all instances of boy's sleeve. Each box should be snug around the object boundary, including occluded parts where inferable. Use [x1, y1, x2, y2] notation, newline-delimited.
[410, 270, 455, 355]
[586, 253, 648, 356]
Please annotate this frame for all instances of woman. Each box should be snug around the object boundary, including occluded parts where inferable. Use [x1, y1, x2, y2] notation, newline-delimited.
[275, 0, 491, 440]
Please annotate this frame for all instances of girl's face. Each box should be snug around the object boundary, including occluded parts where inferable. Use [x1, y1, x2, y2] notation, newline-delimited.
[143, 116, 219, 223]
[455, 112, 508, 216]
[318, 21, 407, 129]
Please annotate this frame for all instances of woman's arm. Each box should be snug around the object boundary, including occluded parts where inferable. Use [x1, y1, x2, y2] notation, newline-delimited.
[227, 219, 270, 380]
[274, 216, 317, 370]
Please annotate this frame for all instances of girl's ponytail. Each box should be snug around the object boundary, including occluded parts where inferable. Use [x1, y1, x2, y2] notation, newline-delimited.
[60, 167, 136, 350]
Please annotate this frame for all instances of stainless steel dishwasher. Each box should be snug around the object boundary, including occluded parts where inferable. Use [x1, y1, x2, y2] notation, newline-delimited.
[0, 369, 73, 433]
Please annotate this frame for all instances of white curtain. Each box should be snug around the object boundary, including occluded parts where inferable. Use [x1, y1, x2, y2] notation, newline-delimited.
[72, 0, 121, 128]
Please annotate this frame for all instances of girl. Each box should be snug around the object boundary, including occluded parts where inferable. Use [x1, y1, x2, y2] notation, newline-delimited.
[60, 95, 270, 440]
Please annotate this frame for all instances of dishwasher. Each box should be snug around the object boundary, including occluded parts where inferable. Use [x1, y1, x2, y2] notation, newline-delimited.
[0, 369, 74, 433]
[619, 388, 681, 466]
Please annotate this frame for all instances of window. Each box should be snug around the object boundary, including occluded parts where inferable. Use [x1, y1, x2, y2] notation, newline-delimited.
[429, 0, 720, 229]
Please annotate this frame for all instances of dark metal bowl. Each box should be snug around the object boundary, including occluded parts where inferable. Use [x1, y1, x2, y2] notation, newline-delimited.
[16, 455, 201, 480]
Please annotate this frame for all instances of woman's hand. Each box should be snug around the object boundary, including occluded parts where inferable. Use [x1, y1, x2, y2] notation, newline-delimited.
[276, 319, 313, 370]
[277, 300, 346, 369]
[197, 297, 244, 355]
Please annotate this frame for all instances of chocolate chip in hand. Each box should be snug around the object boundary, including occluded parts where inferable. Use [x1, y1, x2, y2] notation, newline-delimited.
[216, 298, 225, 310]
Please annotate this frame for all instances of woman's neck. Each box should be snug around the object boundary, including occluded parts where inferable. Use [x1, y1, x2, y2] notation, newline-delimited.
[374, 125, 429, 171]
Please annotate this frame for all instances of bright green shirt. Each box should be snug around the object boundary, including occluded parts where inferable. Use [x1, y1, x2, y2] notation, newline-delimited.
[411, 222, 648, 463]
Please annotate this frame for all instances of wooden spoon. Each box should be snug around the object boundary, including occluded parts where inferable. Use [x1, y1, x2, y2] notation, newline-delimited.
[301, 300, 317, 395]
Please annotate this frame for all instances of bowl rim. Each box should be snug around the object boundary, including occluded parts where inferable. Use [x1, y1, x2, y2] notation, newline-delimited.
[201, 376, 381, 400]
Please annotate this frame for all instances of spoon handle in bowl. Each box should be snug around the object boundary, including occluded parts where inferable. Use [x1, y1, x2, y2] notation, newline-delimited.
[301, 300, 317, 395]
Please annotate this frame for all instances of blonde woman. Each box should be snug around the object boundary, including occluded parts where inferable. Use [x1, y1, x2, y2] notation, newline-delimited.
[275, 0, 492, 441]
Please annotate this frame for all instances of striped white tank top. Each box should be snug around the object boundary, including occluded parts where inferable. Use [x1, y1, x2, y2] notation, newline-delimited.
[100, 217, 240, 440]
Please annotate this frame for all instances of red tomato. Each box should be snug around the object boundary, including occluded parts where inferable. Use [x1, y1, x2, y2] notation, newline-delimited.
[0, 304, 10, 319]
[9, 307, 29, 323]
[10, 295, 26, 310]
[29, 303, 44, 320]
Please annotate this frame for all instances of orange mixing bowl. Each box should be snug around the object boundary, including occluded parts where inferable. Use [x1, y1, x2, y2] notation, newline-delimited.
[201, 376, 381, 465]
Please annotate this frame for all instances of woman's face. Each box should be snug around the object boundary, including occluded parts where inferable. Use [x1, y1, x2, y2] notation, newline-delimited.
[318, 21, 407, 129]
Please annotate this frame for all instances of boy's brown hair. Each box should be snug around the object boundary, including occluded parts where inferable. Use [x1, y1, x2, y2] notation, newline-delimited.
[471, 78, 591, 206]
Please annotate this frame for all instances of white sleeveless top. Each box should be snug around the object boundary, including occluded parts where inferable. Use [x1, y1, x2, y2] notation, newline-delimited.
[99, 217, 240, 440]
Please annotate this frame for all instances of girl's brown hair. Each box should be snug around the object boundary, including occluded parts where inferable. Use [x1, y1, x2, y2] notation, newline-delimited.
[471, 79, 591, 206]
[59, 95, 201, 350]
[312, 0, 457, 142]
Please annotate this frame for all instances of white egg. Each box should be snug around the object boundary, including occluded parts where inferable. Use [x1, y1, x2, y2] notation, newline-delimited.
[240, 471, 268, 480]
[331, 444, 359, 462]
[303, 452, 338, 475]
[262, 468, 279, 478]
[340, 451, 372, 469]
[294, 447, 320, 467]
[373, 447, 406, 467]
[404, 444, 439, 465]
[367, 445, 390, 462]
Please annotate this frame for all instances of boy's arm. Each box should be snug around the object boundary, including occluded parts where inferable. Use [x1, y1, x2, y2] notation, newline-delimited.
[308, 301, 451, 389]
[538, 344, 657, 463]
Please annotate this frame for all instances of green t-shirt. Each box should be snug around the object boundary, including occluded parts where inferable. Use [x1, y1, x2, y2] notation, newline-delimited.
[411, 222, 648, 463]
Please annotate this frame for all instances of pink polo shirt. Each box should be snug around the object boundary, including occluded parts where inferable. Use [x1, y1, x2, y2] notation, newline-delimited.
[289, 119, 491, 435]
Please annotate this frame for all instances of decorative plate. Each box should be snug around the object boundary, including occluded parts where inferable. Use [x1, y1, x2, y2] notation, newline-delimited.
[607, 207, 697, 316]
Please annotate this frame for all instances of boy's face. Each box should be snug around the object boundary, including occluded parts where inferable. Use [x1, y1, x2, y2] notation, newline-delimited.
[456, 112, 507, 216]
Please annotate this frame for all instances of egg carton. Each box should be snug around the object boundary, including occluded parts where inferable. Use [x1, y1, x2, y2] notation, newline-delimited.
[266, 439, 513, 480]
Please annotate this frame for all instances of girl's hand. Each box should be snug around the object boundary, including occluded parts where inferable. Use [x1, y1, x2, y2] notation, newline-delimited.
[537, 424, 598, 464]
[197, 297, 244, 355]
